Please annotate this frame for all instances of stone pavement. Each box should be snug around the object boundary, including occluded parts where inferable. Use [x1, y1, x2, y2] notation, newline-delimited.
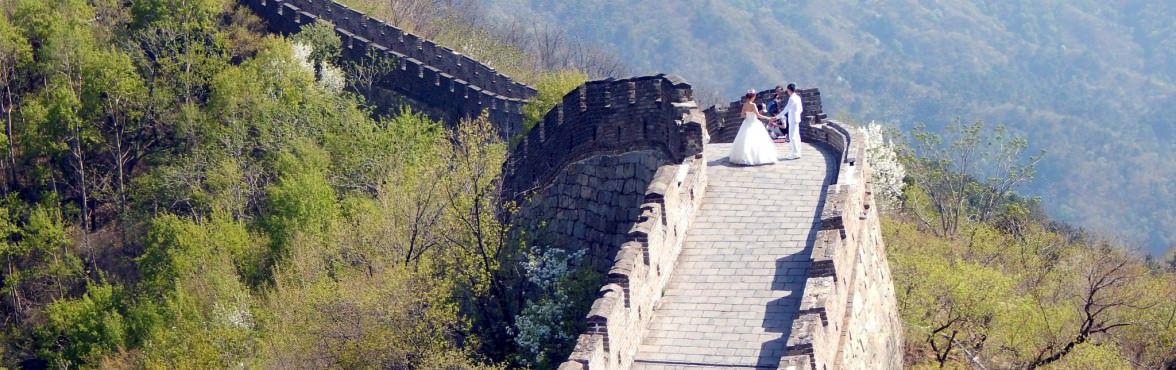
[631, 141, 836, 369]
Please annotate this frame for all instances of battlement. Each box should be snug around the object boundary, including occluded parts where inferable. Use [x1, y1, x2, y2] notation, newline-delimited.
[698, 90, 900, 369]
[705, 88, 827, 145]
[778, 119, 902, 370]
[495, 75, 706, 370]
[503, 74, 701, 200]
[239, 0, 536, 134]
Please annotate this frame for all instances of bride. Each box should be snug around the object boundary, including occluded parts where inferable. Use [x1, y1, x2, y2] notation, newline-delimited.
[729, 90, 779, 165]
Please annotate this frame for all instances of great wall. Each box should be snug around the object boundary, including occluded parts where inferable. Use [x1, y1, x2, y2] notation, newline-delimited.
[240, 1, 903, 368]
[241, 0, 536, 136]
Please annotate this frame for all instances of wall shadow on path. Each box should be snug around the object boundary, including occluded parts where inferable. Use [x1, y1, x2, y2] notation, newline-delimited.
[756, 142, 840, 368]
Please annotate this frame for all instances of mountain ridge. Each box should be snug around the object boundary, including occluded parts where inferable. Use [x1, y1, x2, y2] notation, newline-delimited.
[482, 0, 1176, 254]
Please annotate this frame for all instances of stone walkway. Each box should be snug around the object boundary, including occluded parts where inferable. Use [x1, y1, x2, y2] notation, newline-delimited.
[631, 141, 836, 369]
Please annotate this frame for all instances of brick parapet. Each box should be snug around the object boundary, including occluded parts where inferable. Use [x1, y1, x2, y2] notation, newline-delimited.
[503, 75, 698, 201]
[559, 141, 707, 370]
[239, 0, 534, 135]
[777, 119, 902, 370]
[514, 76, 703, 370]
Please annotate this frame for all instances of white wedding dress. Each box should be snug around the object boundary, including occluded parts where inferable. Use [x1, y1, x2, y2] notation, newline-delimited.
[729, 111, 778, 165]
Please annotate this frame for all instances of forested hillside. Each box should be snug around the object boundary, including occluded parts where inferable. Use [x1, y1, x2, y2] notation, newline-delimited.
[481, 0, 1176, 256]
[0, 0, 593, 367]
[866, 121, 1176, 368]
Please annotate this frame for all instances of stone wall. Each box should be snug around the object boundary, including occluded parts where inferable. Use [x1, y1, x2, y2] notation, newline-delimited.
[703, 89, 902, 369]
[552, 86, 901, 369]
[555, 141, 707, 370]
[514, 151, 666, 271]
[497, 75, 706, 370]
[503, 75, 700, 201]
[238, 0, 536, 135]
[777, 120, 903, 370]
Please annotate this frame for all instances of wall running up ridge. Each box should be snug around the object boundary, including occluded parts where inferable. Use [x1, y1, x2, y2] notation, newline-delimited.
[238, 1, 902, 367]
[239, 0, 537, 135]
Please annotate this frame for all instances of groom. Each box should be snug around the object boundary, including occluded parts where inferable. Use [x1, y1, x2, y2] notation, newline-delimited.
[771, 83, 803, 159]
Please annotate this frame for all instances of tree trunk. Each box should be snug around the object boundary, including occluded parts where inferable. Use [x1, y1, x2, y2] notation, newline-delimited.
[72, 121, 91, 261]
[4, 83, 14, 192]
[115, 121, 126, 213]
[7, 255, 22, 316]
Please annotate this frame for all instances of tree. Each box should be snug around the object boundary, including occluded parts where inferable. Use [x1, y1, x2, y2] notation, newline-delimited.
[521, 69, 587, 132]
[881, 120, 1176, 368]
[37, 283, 128, 368]
[342, 48, 398, 100]
[0, 196, 85, 323]
[899, 119, 1043, 237]
[258, 141, 340, 285]
[84, 48, 149, 215]
[435, 112, 521, 358]
[134, 212, 261, 368]
[0, 13, 32, 191]
[512, 246, 599, 368]
[291, 20, 341, 81]
[130, 0, 223, 32]
[1026, 246, 1147, 369]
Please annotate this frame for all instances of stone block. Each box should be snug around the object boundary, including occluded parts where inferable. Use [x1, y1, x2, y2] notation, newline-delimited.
[779, 355, 814, 370]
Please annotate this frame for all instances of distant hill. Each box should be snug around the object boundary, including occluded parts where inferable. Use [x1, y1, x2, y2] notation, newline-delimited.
[482, 0, 1176, 255]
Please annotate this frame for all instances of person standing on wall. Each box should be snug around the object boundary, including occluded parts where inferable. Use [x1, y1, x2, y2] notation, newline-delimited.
[765, 85, 787, 140]
[771, 83, 803, 159]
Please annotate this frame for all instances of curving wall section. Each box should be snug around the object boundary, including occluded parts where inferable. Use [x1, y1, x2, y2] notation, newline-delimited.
[239, 0, 536, 135]
[503, 74, 701, 201]
[498, 75, 707, 369]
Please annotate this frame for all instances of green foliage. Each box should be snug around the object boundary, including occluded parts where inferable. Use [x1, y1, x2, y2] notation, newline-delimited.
[0, 195, 85, 312]
[260, 141, 340, 276]
[0, 0, 570, 366]
[290, 20, 342, 71]
[522, 69, 588, 132]
[897, 119, 1043, 237]
[323, 106, 441, 194]
[882, 123, 1176, 368]
[262, 258, 485, 368]
[341, 47, 399, 99]
[135, 213, 261, 368]
[37, 284, 128, 368]
[130, 0, 224, 31]
[0, 13, 33, 75]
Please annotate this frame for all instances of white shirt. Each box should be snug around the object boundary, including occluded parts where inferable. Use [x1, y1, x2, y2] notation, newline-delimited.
[775, 92, 803, 126]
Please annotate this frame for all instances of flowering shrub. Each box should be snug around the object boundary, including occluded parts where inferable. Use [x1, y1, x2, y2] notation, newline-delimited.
[514, 246, 589, 368]
[291, 42, 345, 93]
[864, 121, 906, 210]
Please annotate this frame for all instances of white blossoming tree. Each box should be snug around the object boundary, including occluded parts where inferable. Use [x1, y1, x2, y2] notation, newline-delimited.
[513, 246, 596, 368]
[865, 121, 907, 211]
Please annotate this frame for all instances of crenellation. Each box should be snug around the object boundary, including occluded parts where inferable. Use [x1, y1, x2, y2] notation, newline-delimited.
[770, 121, 900, 370]
[241, 0, 534, 134]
